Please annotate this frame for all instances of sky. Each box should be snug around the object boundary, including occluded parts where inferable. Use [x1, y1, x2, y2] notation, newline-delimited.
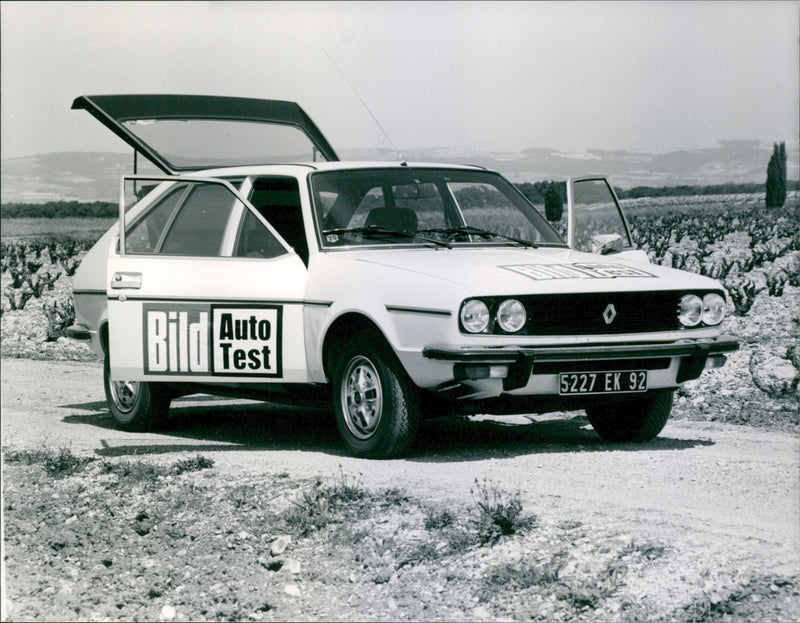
[1, 1, 798, 159]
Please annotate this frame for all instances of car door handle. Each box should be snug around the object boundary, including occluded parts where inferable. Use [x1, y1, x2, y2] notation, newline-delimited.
[111, 272, 142, 289]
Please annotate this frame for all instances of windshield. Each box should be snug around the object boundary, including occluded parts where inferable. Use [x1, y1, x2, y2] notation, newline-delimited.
[311, 168, 564, 249]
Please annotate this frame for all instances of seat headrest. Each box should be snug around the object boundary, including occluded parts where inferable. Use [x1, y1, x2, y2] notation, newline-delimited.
[364, 207, 418, 234]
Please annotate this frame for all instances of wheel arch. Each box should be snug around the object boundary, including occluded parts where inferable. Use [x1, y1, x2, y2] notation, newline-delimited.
[321, 312, 394, 379]
[100, 321, 110, 356]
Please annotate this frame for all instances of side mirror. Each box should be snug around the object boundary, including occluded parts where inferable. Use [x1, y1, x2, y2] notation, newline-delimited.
[591, 233, 624, 255]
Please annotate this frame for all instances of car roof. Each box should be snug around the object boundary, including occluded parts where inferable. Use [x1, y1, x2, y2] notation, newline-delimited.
[192, 161, 490, 178]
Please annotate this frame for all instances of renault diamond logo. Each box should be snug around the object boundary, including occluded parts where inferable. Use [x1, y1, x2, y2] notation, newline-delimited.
[602, 303, 617, 325]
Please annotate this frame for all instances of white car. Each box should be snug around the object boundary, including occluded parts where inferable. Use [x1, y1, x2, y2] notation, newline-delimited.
[67, 94, 739, 458]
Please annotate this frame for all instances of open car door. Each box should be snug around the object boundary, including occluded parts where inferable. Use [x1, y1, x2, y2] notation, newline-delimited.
[72, 94, 338, 174]
[566, 176, 649, 262]
[106, 175, 310, 385]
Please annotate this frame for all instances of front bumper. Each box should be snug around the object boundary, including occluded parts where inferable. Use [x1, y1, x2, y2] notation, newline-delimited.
[423, 334, 740, 391]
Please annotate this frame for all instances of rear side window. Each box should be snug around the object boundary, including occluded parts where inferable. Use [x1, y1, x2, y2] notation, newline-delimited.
[160, 185, 235, 256]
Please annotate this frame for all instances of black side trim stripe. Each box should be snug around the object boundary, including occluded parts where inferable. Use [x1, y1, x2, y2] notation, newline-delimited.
[386, 305, 452, 317]
[73, 289, 107, 296]
[106, 295, 333, 307]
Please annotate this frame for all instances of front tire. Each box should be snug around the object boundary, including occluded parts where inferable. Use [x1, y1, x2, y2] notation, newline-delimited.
[330, 331, 421, 459]
[585, 389, 674, 442]
[103, 358, 171, 431]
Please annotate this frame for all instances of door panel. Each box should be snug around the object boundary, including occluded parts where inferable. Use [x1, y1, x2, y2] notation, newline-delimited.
[107, 176, 309, 383]
[107, 255, 308, 382]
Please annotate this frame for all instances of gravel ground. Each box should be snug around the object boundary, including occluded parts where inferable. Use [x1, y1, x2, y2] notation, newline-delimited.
[2, 423, 799, 622]
[1, 265, 799, 621]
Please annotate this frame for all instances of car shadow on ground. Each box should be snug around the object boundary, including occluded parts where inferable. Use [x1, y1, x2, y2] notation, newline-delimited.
[61, 400, 345, 458]
[60, 396, 714, 460]
[411, 415, 714, 462]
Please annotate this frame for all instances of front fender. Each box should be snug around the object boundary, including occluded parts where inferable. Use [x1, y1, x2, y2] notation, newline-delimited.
[304, 254, 470, 384]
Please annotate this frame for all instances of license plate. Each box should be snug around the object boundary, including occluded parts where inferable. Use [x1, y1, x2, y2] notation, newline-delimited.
[558, 370, 648, 395]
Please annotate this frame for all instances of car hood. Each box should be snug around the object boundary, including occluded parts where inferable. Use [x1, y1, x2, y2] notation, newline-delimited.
[351, 246, 722, 295]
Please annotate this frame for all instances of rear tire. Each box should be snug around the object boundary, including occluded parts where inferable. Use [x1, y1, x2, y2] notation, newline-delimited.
[585, 389, 674, 442]
[103, 358, 171, 431]
[329, 331, 421, 459]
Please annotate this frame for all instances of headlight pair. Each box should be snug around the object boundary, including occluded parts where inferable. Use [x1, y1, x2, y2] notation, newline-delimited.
[678, 293, 726, 327]
[461, 298, 526, 333]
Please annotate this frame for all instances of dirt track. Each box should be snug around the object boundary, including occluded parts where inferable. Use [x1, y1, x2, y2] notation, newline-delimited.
[3, 357, 798, 560]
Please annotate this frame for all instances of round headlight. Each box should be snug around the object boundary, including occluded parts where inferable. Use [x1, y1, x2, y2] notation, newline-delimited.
[496, 299, 527, 333]
[461, 299, 490, 333]
[702, 293, 726, 325]
[678, 294, 703, 327]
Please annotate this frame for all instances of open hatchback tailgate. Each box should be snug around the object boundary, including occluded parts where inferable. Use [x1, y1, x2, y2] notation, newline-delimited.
[72, 94, 338, 174]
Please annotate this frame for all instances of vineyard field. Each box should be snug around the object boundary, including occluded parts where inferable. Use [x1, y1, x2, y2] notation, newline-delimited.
[1, 217, 116, 240]
[1, 192, 798, 431]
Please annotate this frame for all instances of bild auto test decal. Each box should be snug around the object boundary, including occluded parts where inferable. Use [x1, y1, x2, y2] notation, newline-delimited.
[143, 303, 282, 377]
[501, 262, 656, 281]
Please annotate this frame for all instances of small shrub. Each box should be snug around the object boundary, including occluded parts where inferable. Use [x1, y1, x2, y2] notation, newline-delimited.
[26, 270, 59, 298]
[424, 506, 456, 530]
[172, 454, 214, 475]
[43, 295, 75, 341]
[228, 483, 258, 509]
[766, 268, 788, 297]
[328, 466, 366, 503]
[4, 446, 92, 477]
[283, 478, 333, 535]
[380, 487, 409, 507]
[725, 274, 760, 315]
[282, 468, 369, 536]
[470, 478, 535, 543]
[5, 284, 34, 311]
[100, 458, 170, 482]
[483, 550, 568, 592]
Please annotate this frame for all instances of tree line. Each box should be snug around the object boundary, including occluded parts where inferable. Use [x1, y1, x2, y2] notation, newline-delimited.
[1, 178, 797, 218]
[515, 180, 798, 205]
[1, 200, 116, 218]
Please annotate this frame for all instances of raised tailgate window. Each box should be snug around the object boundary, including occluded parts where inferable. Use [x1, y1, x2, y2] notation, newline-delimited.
[160, 185, 234, 256]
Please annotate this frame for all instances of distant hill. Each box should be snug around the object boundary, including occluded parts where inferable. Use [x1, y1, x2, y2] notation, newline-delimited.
[2, 140, 797, 203]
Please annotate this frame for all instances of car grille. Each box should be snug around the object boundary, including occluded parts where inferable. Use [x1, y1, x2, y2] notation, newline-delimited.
[516, 291, 685, 336]
[531, 357, 672, 374]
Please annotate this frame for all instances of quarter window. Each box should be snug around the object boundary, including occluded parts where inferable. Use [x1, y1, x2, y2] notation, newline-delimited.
[234, 209, 285, 259]
[125, 185, 186, 254]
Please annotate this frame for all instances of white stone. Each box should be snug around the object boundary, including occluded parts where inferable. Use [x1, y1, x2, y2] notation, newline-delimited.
[283, 559, 302, 574]
[271, 535, 292, 556]
[284, 584, 301, 597]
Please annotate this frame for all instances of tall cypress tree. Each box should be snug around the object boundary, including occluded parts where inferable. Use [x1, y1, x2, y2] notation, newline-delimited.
[778, 141, 788, 206]
[766, 142, 784, 208]
[544, 182, 563, 221]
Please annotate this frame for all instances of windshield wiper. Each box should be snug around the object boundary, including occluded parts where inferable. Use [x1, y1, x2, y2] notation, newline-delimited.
[418, 226, 538, 248]
[323, 225, 450, 248]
